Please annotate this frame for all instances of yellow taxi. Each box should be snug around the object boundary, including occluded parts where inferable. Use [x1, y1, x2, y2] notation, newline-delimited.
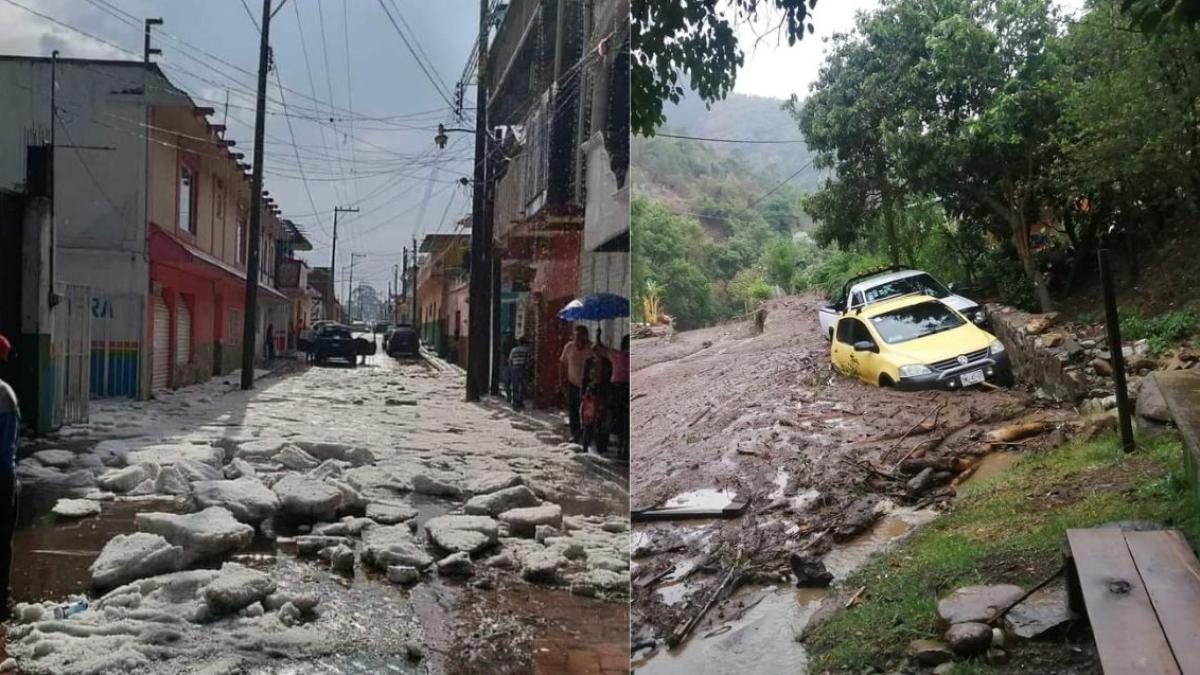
[830, 294, 1012, 390]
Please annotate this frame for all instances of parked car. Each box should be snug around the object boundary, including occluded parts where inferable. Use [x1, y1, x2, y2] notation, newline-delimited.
[350, 321, 369, 333]
[374, 322, 390, 333]
[817, 267, 986, 340]
[830, 294, 1012, 390]
[313, 323, 359, 367]
[386, 324, 420, 358]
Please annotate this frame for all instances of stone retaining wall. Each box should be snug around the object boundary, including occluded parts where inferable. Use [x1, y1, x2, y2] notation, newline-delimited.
[985, 305, 1091, 402]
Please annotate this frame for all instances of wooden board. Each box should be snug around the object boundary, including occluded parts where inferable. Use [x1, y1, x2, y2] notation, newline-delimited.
[1066, 528, 1181, 675]
[1126, 530, 1200, 674]
[630, 501, 747, 523]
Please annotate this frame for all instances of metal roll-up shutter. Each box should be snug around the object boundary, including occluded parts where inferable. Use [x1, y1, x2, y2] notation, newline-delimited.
[152, 293, 169, 390]
[175, 301, 191, 367]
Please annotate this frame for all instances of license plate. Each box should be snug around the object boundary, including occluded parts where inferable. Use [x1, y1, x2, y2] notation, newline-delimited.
[960, 370, 985, 386]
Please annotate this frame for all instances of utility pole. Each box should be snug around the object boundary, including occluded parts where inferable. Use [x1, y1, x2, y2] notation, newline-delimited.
[411, 235, 419, 328]
[393, 263, 400, 322]
[401, 248, 408, 324]
[239, 0, 273, 390]
[1099, 249, 1136, 452]
[488, 130, 501, 395]
[328, 205, 358, 318]
[347, 252, 365, 320]
[143, 18, 163, 63]
[465, 0, 491, 401]
[48, 50, 58, 309]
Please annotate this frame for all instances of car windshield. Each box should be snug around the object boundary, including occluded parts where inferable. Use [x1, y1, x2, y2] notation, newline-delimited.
[869, 301, 966, 344]
[862, 274, 952, 304]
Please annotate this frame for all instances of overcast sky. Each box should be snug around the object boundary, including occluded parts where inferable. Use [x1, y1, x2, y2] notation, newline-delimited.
[733, 0, 1088, 100]
[0, 0, 480, 296]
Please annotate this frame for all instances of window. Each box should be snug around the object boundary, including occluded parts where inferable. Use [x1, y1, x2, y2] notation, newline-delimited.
[215, 178, 225, 221]
[836, 317, 873, 346]
[870, 301, 965, 344]
[235, 219, 246, 264]
[178, 164, 196, 233]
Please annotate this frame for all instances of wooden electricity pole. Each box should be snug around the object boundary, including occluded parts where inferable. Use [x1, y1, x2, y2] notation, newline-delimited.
[465, 0, 491, 401]
[240, 0, 273, 390]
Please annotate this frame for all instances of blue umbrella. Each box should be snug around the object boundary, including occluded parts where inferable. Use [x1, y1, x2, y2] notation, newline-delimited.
[557, 293, 630, 321]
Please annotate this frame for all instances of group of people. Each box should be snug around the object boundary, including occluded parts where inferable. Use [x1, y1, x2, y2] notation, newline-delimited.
[506, 325, 629, 459]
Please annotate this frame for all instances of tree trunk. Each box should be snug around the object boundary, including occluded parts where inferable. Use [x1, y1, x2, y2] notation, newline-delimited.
[881, 183, 900, 266]
[1011, 212, 1054, 313]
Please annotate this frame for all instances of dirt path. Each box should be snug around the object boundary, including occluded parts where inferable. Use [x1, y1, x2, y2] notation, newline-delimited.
[630, 294, 1075, 660]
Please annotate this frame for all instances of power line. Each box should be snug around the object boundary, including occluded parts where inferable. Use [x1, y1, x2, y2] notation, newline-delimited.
[272, 64, 328, 239]
[376, 0, 456, 109]
[653, 132, 808, 144]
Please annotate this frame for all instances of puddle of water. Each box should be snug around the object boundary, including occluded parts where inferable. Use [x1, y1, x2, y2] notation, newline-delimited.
[634, 586, 826, 675]
[662, 488, 737, 511]
[822, 508, 936, 581]
[961, 451, 1021, 486]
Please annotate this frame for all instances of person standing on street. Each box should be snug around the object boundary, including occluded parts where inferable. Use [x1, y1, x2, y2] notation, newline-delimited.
[508, 337, 532, 411]
[594, 334, 630, 459]
[0, 334, 21, 620]
[559, 325, 594, 444]
[265, 324, 276, 361]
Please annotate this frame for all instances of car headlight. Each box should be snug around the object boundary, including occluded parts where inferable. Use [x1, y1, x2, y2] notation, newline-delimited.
[899, 364, 933, 378]
[990, 339, 1006, 355]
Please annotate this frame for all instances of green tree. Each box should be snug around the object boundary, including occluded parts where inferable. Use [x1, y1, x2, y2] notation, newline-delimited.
[631, 0, 818, 137]
[762, 238, 801, 290]
[661, 260, 716, 329]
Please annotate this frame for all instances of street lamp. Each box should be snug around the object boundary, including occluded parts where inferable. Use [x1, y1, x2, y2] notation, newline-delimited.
[435, 123, 482, 150]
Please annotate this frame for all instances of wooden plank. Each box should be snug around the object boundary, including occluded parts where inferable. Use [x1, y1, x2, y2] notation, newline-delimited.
[630, 501, 747, 523]
[1126, 530, 1200, 674]
[1067, 528, 1180, 675]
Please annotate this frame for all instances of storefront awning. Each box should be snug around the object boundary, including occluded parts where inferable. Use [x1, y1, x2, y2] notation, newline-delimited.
[149, 224, 288, 302]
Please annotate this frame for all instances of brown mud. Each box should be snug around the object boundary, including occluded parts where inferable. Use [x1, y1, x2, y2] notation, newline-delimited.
[630, 294, 1081, 665]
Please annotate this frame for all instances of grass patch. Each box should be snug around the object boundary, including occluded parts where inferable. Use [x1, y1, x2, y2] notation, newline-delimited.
[804, 431, 1200, 672]
[1119, 309, 1196, 355]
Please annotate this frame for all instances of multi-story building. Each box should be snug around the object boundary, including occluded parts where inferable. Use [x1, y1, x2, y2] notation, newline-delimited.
[0, 55, 301, 402]
[415, 234, 469, 366]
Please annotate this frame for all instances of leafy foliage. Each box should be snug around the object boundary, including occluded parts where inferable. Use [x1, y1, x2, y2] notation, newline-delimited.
[1120, 310, 1197, 355]
[631, 0, 817, 137]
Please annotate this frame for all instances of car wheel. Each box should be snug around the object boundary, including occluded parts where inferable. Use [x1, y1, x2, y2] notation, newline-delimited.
[879, 374, 895, 387]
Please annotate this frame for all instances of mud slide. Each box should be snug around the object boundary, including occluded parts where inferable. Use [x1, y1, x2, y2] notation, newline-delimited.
[630, 294, 1077, 670]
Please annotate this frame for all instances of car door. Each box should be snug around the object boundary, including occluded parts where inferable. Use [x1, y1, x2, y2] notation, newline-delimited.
[847, 318, 880, 384]
[831, 317, 867, 378]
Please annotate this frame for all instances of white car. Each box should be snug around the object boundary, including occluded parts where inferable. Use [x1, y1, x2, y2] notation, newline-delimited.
[817, 267, 986, 340]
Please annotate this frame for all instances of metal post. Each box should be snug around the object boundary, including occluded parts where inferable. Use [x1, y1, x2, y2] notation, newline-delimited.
[1099, 248, 1136, 453]
[48, 50, 58, 309]
[465, 0, 490, 401]
[411, 237, 419, 328]
[143, 18, 163, 63]
[488, 133, 501, 395]
[239, 0, 271, 390]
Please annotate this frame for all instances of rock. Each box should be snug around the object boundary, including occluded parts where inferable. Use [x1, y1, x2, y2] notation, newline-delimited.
[52, 498, 101, 518]
[273, 474, 344, 522]
[535, 525, 561, 543]
[521, 549, 565, 583]
[223, 458, 256, 480]
[294, 535, 350, 556]
[366, 501, 418, 524]
[436, 552, 473, 577]
[1091, 357, 1113, 377]
[986, 648, 1011, 665]
[832, 497, 879, 541]
[193, 478, 280, 524]
[906, 467, 936, 496]
[292, 441, 376, 466]
[307, 459, 349, 481]
[33, 449, 75, 467]
[387, 565, 420, 585]
[362, 524, 434, 570]
[464, 485, 541, 516]
[426, 515, 499, 554]
[203, 564, 276, 614]
[485, 551, 515, 569]
[789, 552, 833, 587]
[1024, 315, 1055, 335]
[601, 519, 628, 533]
[135, 507, 255, 564]
[96, 465, 146, 493]
[278, 601, 302, 627]
[1004, 581, 1077, 639]
[465, 471, 524, 495]
[498, 504, 563, 538]
[991, 627, 1005, 648]
[907, 639, 954, 666]
[292, 593, 320, 614]
[1137, 373, 1173, 423]
[330, 479, 366, 512]
[90, 533, 182, 588]
[0, 657, 15, 671]
[276, 445, 320, 471]
[933, 663, 955, 675]
[411, 474, 463, 498]
[239, 601, 265, 618]
[235, 439, 285, 461]
[313, 516, 374, 537]
[329, 544, 355, 573]
[173, 459, 223, 482]
[944, 622, 992, 656]
[1040, 332, 1065, 348]
[263, 592, 293, 611]
[153, 465, 192, 496]
[937, 584, 1025, 627]
[125, 444, 223, 468]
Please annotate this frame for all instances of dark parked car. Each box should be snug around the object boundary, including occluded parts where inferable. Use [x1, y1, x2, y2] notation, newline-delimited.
[313, 324, 358, 367]
[386, 324, 420, 358]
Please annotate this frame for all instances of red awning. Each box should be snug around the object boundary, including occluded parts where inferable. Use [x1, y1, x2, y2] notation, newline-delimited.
[149, 224, 287, 301]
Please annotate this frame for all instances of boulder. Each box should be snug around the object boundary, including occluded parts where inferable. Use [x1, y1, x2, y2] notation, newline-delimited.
[330, 479, 366, 512]
[294, 535, 350, 556]
[1091, 357, 1113, 377]
[465, 471, 524, 496]
[329, 544, 355, 573]
[1004, 582, 1077, 639]
[14, 464, 95, 489]
[425, 515, 499, 554]
[223, 458, 256, 480]
[464, 485, 541, 516]
[788, 552, 833, 587]
[235, 439, 285, 461]
[276, 445, 320, 471]
[291, 441, 376, 467]
[366, 501, 418, 525]
[411, 474, 463, 498]
[308, 459, 349, 481]
[907, 639, 954, 666]
[193, 478, 280, 524]
[436, 552, 473, 577]
[90, 533, 182, 588]
[1136, 374, 1173, 423]
[937, 584, 1025, 627]
[520, 549, 565, 583]
[153, 465, 193, 496]
[362, 524, 434, 570]
[832, 497, 879, 541]
[51, 498, 101, 518]
[135, 507, 254, 564]
[498, 504, 563, 538]
[273, 474, 343, 522]
[203, 564, 276, 614]
[172, 459, 223, 482]
[96, 465, 146, 493]
[944, 622, 992, 656]
[125, 444, 223, 468]
[387, 565, 420, 585]
[1024, 314, 1056, 335]
[33, 449, 75, 468]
